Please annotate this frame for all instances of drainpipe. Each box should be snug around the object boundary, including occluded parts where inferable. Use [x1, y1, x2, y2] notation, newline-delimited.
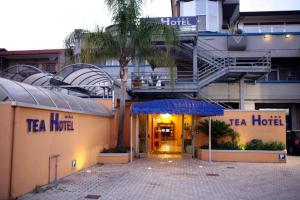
[9, 105, 16, 200]
[130, 114, 133, 162]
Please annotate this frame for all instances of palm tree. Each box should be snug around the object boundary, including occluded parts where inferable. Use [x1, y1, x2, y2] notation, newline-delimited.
[65, 0, 177, 147]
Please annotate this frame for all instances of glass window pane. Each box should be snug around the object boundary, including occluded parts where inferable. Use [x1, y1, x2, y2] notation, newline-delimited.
[19, 84, 55, 107]
[61, 94, 83, 111]
[0, 87, 10, 102]
[0, 78, 36, 104]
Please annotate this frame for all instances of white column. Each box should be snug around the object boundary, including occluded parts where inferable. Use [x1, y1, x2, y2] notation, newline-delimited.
[181, 114, 185, 153]
[192, 115, 195, 158]
[145, 115, 148, 153]
[239, 77, 245, 110]
[136, 114, 139, 158]
[130, 115, 133, 162]
[193, 44, 198, 82]
[209, 117, 212, 163]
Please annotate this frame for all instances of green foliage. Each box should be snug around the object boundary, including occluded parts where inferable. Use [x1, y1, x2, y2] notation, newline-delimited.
[244, 139, 264, 150]
[65, 0, 178, 147]
[201, 141, 242, 150]
[101, 146, 130, 153]
[245, 139, 285, 150]
[196, 119, 239, 142]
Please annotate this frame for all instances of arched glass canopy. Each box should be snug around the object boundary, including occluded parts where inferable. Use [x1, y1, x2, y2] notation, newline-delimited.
[57, 63, 115, 96]
[0, 64, 52, 86]
[0, 77, 112, 116]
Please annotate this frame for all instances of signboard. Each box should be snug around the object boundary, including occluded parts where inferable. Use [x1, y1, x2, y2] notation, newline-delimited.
[147, 16, 197, 31]
[228, 114, 284, 127]
[211, 111, 286, 145]
[26, 113, 75, 133]
[279, 153, 286, 161]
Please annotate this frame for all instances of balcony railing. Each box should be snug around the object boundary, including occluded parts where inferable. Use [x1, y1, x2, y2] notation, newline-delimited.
[131, 72, 198, 92]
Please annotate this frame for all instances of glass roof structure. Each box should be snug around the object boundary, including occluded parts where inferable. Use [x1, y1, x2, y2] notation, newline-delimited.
[0, 77, 112, 116]
[0, 64, 52, 86]
[57, 63, 115, 96]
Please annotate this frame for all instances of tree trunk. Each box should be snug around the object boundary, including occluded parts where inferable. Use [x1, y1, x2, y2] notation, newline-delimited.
[117, 58, 129, 147]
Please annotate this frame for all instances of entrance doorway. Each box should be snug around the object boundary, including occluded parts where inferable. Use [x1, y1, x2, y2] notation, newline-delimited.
[140, 114, 191, 155]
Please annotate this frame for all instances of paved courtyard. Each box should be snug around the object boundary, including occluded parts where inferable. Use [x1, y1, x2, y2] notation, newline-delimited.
[20, 156, 300, 200]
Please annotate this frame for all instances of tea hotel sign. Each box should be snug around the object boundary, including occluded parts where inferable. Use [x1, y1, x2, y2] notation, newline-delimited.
[229, 114, 284, 126]
[26, 113, 75, 132]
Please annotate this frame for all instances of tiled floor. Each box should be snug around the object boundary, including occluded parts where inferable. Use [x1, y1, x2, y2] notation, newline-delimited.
[19, 156, 300, 200]
[155, 140, 182, 153]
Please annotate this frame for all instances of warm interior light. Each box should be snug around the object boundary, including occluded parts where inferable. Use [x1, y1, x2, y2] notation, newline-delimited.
[264, 34, 271, 38]
[285, 34, 291, 38]
[161, 113, 171, 119]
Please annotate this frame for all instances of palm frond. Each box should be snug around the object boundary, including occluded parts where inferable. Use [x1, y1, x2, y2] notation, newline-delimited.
[81, 26, 120, 63]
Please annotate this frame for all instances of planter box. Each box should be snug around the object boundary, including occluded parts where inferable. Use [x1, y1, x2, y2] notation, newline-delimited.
[227, 35, 247, 51]
[98, 152, 131, 164]
[197, 149, 287, 163]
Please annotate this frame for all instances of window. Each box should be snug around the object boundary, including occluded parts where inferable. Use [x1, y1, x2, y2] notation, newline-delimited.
[267, 68, 279, 80]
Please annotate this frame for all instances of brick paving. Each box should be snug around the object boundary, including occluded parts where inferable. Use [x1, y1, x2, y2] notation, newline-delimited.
[19, 156, 300, 200]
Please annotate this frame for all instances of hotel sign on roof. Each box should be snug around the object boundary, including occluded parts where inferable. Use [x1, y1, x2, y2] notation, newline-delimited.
[148, 16, 198, 31]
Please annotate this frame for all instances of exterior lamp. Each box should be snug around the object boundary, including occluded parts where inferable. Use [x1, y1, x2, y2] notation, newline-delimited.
[264, 34, 271, 38]
[161, 113, 171, 119]
[285, 34, 291, 38]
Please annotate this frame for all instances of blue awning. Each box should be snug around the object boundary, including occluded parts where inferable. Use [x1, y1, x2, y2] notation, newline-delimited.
[131, 99, 224, 116]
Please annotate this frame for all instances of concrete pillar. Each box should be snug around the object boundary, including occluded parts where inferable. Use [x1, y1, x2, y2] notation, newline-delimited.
[239, 78, 245, 110]
[244, 101, 255, 110]
[193, 43, 198, 82]
[136, 114, 139, 158]
[133, 58, 139, 73]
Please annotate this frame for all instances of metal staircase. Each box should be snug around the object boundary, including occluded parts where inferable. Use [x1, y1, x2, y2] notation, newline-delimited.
[196, 40, 271, 88]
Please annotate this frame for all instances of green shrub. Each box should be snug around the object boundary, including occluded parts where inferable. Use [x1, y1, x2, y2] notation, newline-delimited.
[263, 141, 285, 151]
[101, 146, 130, 153]
[196, 119, 239, 143]
[201, 141, 242, 150]
[245, 139, 285, 151]
[245, 139, 264, 150]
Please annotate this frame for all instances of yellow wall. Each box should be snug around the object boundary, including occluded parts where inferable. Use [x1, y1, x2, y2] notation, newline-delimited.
[0, 104, 14, 200]
[196, 110, 286, 147]
[0, 105, 112, 199]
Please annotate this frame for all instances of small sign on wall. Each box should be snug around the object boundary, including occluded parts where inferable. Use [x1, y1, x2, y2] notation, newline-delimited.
[279, 153, 286, 161]
[71, 160, 76, 169]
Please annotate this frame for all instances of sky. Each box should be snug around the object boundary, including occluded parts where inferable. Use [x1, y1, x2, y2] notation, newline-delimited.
[1, 0, 300, 51]
[0, 0, 171, 51]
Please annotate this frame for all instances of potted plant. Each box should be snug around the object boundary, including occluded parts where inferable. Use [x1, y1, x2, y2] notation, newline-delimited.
[227, 24, 247, 51]
[132, 74, 142, 88]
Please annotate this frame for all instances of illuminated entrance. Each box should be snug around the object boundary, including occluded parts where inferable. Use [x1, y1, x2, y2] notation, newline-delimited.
[147, 114, 193, 154]
[130, 99, 224, 158]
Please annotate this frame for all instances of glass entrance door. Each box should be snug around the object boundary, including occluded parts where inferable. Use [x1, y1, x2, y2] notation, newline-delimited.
[139, 114, 147, 153]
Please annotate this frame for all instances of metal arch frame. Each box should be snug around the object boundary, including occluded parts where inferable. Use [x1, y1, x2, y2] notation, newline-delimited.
[0, 84, 14, 101]
[30, 74, 52, 85]
[52, 91, 72, 110]
[36, 87, 58, 108]
[77, 72, 112, 85]
[85, 78, 111, 91]
[4, 64, 44, 74]
[0, 77, 112, 116]
[58, 63, 113, 82]
[63, 94, 84, 111]
[12, 81, 39, 104]
[69, 71, 111, 86]
[56, 63, 116, 97]
[3, 64, 45, 82]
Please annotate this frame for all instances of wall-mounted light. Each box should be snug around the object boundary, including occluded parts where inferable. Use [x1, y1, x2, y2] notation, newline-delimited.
[264, 34, 271, 38]
[285, 34, 291, 38]
[161, 113, 171, 119]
